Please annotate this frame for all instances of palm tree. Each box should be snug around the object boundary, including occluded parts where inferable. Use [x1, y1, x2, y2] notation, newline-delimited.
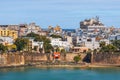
[44, 43, 53, 61]
[60, 49, 66, 61]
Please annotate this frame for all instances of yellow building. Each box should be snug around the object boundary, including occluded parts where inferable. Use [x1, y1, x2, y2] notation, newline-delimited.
[0, 29, 18, 39]
[54, 26, 61, 31]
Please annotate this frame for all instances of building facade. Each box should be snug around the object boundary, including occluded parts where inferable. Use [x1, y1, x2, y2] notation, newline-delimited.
[0, 29, 18, 39]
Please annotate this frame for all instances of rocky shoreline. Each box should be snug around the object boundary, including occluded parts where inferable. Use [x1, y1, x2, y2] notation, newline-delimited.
[1, 63, 120, 69]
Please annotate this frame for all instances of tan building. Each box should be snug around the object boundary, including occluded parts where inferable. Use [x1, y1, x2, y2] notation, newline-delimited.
[0, 25, 19, 31]
[72, 47, 88, 53]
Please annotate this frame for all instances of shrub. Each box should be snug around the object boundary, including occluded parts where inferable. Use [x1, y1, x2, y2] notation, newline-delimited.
[73, 55, 81, 63]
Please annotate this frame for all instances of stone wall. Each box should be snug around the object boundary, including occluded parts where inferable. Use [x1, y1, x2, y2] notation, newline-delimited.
[24, 53, 86, 63]
[65, 53, 86, 62]
[24, 53, 48, 63]
[0, 52, 87, 66]
[0, 53, 24, 66]
[93, 53, 120, 64]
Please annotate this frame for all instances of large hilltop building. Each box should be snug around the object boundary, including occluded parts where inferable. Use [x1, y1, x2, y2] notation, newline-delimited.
[75, 17, 109, 50]
[80, 17, 105, 31]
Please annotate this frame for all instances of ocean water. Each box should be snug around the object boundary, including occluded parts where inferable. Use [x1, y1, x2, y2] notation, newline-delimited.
[0, 67, 120, 80]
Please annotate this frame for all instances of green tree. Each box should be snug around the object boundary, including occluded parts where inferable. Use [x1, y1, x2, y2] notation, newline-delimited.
[0, 44, 8, 53]
[44, 43, 53, 61]
[100, 44, 117, 53]
[112, 40, 120, 51]
[73, 55, 81, 63]
[14, 38, 29, 51]
[106, 44, 117, 53]
[44, 43, 53, 53]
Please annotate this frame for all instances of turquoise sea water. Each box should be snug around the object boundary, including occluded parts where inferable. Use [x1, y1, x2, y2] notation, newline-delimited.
[0, 67, 120, 80]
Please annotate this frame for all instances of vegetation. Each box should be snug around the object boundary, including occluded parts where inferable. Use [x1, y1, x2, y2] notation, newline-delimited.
[99, 41, 117, 53]
[100, 44, 117, 53]
[60, 49, 66, 60]
[54, 47, 60, 52]
[50, 34, 62, 39]
[0, 44, 8, 53]
[14, 38, 29, 51]
[111, 40, 120, 51]
[73, 55, 81, 63]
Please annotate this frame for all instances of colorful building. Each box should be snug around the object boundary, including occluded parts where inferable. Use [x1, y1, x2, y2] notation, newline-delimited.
[0, 29, 18, 39]
[53, 52, 60, 59]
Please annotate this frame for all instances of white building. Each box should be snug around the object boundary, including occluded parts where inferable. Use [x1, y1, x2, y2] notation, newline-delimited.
[66, 36, 73, 44]
[84, 38, 100, 50]
[0, 37, 14, 45]
[109, 33, 120, 40]
[50, 38, 73, 52]
[26, 23, 41, 34]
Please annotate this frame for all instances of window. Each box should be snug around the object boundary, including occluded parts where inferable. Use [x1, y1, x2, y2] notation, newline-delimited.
[87, 39, 92, 42]
[1, 31, 3, 36]
[7, 31, 9, 36]
[4, 31, 6, 35]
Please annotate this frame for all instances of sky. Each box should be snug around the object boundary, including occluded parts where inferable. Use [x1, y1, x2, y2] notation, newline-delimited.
[0, 0, 120, 29]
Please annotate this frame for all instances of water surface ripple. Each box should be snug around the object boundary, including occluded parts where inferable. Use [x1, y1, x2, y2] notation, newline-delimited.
[0, 67, 120, 80]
